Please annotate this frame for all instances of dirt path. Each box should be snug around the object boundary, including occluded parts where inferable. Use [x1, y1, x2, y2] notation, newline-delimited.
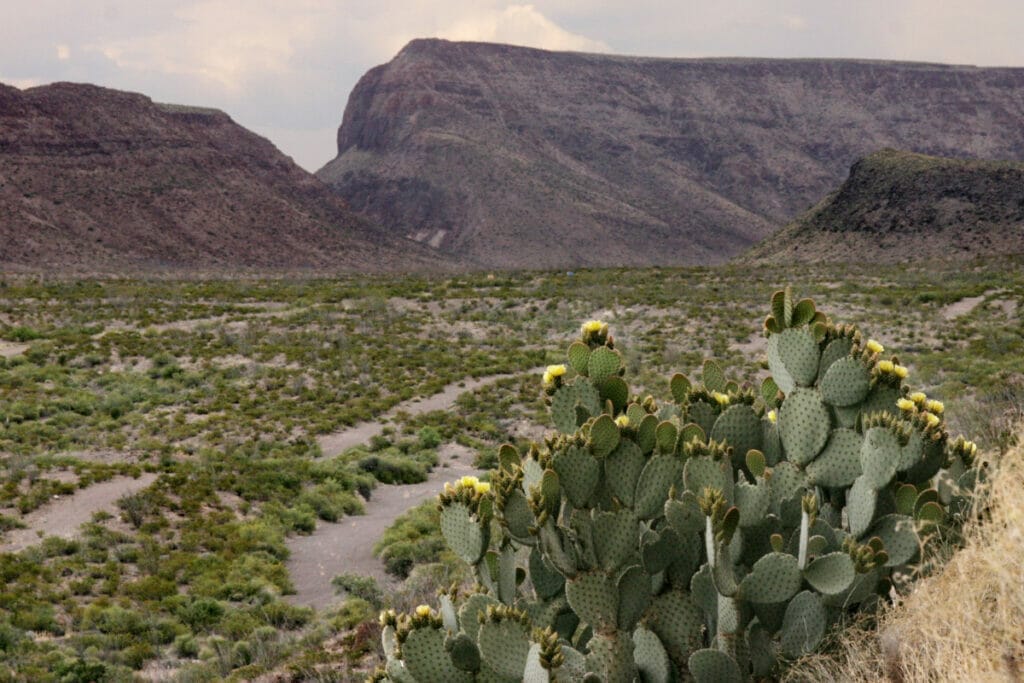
[941, 293, 988, 320]
[316, 370, 536, 458]
[285, 443, 481, 608]
[0, 341, 29, 358]
[0, 473, 158, 553]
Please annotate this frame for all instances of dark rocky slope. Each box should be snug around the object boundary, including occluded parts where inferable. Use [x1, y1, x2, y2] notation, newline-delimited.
[319, 39, 1024, 268]
[0, 81, 447, 273]
[744, 149, 1024, 263]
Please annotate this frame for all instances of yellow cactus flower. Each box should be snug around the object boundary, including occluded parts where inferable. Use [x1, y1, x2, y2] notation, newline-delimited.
[968, 441, 978, 457]
[767, 409, 777, 424]
[711, 391, 730, 406]
[615, 415, 630, 428]
[581, 320, 605, 334]
[415, 605, 432, 618]
[546, 364, 567, 378]
[877, 360, 895, 374]
[923, 412, 940, 428]
[542, 371, 553, 386]
[893, 364, 909, 379]
[926, 399, 945, 414]
[909, 392, 927, 404]
[866, 339, 884, 354]
[896, 398, 916, 412]
[473, 481, 491, 495]
[459, 475, 480, 489]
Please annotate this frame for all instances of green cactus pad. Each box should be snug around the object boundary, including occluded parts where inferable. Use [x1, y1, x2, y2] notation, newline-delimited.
[710, 404, 763, 467]
[440, 502, 487, 565]
[670, 373, 691, 403]
[915, 500, 944, 530]
[702, 359, 727, 393]
[688, 648, 743, 683]
[445, 632, 481, 673]
[817, 337, 853, 382]
[897, 430, 925, 472]
[762, 420, 783, 465]
[821, 567, 879, 608]
[861, 385, 900, 417]
[626, 402, 646, 424]
[568, 341, 591, 375]
[792, 298, 817, 326]
[847, 475, 878, 538]
[687, 400, 719, 435]
[586, 631, 636, 683]
[832, 403, 861, 429]
[780, 591, 826, 659]
[803, 552, 856, 595]
[866, 514, 919, 566]
[747, 449, 767, 478]
[637, 414, 659, 454]
[655, 420, 678, 455]
[665, 491, 704, 537]
[616, 565, 652, 630]
[635, 455, 683, 519]
[605, 439, 645, 506]
[772, 288, 792, 328]
[778, 388, 831, 466]
[689, 563, 717, 625]
[736, 480, 771, 527]
[861, 426, 901, 490]
[529, 546, 564, 599]
[894, 483, 919, 516]
[739, 552, 803, 603]
[551, 381, 602, 434]
[820, 356, 871, 407]
[539, 520, 577, 577]
[597, 377, 630, 413]
[647, 589, 704, 671]
[769, 328, 820, 391]
[402, 626, 473, 683]
[641, 527, 681, 575]
[589, 414, 621, 457]
[566, 571, 618, 632]
[903, 436, 946, 485]
[522, 643, 548, 683]
[761, 376, 782, 407]
[478, 618, 532, 681]
[588, 346, 622, 382]
[522, 457, 544, 494]
[552, 445, 600, 508]
[768, 461, 807, 512]
[458, 594, 499, 643]
[684, 456, 733, 504]
[680, 422, 706, 448]
[501, 489, 535, 543]
[746, 619, 777, 678]
[806, 428, 863, 488]
[633, 627, 671, 683]
[594, 509, 640, 572]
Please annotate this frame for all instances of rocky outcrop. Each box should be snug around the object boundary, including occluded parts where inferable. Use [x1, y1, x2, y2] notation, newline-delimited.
[744, 149, 1024, 263]
[318, 39, 1024, 268]
[0, 82, 447, 272]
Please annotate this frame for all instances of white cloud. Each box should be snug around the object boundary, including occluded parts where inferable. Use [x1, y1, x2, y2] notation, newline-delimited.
[439, 4, 608, 52]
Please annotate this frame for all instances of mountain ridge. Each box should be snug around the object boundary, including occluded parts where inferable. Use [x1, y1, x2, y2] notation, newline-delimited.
[318, 39, 1024, 268]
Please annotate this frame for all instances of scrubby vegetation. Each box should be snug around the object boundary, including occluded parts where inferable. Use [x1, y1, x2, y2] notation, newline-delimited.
[0, 260, 1020, 679]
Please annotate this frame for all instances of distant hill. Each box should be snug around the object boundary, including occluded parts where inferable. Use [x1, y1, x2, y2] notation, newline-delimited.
[318, 39, 1024, 269]
[744, 149, 1024, 263]
[0, 81, 448, 273]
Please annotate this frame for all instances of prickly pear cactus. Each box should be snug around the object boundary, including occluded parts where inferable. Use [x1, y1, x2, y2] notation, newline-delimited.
[370, 294, 982, 682]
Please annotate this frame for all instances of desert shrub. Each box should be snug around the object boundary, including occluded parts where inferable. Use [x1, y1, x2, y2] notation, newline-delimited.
[331, 573, 384, 608]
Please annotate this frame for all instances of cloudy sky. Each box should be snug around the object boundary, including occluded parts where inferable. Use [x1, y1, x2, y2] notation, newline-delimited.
[3, 1, 1024, 171]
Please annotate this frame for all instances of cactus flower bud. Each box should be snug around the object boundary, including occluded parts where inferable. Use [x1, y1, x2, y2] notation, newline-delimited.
[866, 339, 884, 354]
[711, 391, 730, 406]
[615, 415, 630, 428]
[767, 409, 777, 424]
[415, 605, 432, 618]
[923, 412, 941, 428]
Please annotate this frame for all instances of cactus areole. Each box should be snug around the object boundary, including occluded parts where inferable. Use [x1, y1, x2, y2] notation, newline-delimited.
[370, 287, 981, 683]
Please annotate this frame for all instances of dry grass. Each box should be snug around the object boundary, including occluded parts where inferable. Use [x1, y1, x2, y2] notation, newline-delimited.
[787, 435, 1024, 682]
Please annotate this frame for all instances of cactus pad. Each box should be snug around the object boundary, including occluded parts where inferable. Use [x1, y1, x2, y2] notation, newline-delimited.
[860, 426, 901, 490]
[635, 455, 683, 519]
[778, 388, 830, 465]
[647, 589, 704, 670]
[847, 475, 878, 538]
[566, 571, 618, 632]
[588, 346, 622, 382]
[702, 359, 726, 393]
[768, 328, 820, 392]
[402, 626, 473, 683]
[867, 514, 919, 566]
[589, 414, 621, 457]
[688, 648, 743, 683]
[594, 509, 640, 572]
[568, 341, 591, 375]
[670, 373, 691, 403]
[710, 404, 763, 467]
[803, 552, 856, 595]
[806, 428, 863, 488]
[736, 480, 771, 527]
[552, 445, 600, 508]
[551, 382, 601, 434]
[633, 627, 671, 683]
[780, 591, 826, 658]
[604, 439, 645, 506]
[820, 356, 871, 407]
[817, 337, 853, 381]
[740, 552, 803, 603]
[616, 565, 651, 630]
[478, 618, 532, 681]
[440, 502, 487, 565]
[665, 491, 704, 537]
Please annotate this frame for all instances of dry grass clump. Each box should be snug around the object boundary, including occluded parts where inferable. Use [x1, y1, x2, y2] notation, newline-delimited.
[787, 435, 1024, 682]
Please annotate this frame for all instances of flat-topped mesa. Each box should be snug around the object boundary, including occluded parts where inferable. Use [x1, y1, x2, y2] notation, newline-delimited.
[0, 81, 449, 272]
[318, 39, 1024, 269]
[745, 149, 1024, 263]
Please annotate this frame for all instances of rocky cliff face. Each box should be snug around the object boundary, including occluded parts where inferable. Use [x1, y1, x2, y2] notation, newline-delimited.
[318, 39, 1024, 268]
[0, 81, 445, 272]
[744, 149, 1024, 263]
